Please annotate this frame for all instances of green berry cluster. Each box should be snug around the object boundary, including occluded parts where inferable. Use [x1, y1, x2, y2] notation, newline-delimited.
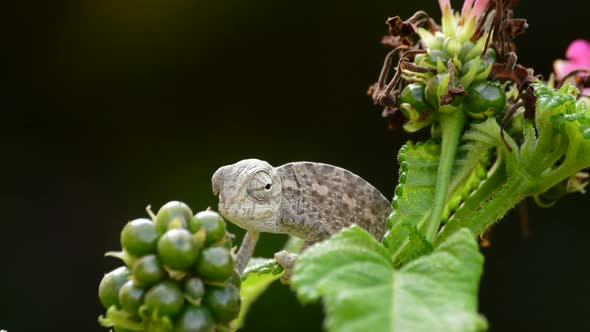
[399, 32, 506, 132]
[98, 201, 240, 332]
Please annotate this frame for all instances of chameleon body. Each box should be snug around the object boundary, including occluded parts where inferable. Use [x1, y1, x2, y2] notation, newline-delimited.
[211, 159, 392, 274]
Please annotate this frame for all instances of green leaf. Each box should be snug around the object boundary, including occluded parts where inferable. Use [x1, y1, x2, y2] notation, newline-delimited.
[292, 226, 487, 332]
[98, 306, 144, 331]
[385, 134, 492, 266]
[494, 83, 590, 194]
[385, 141, 439, 265]
[232, 236, 303, 330]
[521, 84, 590, 192]
[232, 258, 284, 330]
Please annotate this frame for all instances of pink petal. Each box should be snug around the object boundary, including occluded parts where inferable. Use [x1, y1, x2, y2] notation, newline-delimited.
[554, 60, 578, 80]
[566, 39, 590, 66]
[461, 0, 475, 18]
[438, 0, 451, 12]
[471, 0, 490, 19]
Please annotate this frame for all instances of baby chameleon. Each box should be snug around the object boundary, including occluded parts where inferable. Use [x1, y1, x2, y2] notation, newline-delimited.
[211, 159, 392, 278]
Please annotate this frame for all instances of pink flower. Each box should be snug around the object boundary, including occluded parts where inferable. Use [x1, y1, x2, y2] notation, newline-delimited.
[554, 39, 590, 80]
[461, 0, 489, 23]
[438, 0, 451, 12]
[460, 0, 475, 18]
[437, 0, 490, 42]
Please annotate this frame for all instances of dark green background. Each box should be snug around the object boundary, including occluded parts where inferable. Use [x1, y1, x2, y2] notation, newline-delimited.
[2, 0, 590, 331]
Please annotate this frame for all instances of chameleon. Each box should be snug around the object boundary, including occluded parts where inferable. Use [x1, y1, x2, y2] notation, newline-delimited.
[211, 158, 393, 277]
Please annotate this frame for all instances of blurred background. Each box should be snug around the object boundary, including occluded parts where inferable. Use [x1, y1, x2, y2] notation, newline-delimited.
[2, 0, 590, 331]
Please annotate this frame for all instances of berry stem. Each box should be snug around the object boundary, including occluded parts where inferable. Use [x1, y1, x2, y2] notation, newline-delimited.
[424, 111, 466, 241]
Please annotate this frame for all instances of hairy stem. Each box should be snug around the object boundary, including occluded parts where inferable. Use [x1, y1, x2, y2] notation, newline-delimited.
[434, 158, 508, 245]
[424, 111, 466, 241]
[457, 179, 523, 237]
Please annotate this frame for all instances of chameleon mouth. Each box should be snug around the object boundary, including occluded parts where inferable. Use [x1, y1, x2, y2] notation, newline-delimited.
[218, 205, 274, 217]
[216, 204, 279, 232]
[211, 166, 225, 197]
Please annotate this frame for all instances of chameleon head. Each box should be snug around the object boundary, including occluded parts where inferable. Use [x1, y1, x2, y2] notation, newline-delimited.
[211, 159, 282, 232]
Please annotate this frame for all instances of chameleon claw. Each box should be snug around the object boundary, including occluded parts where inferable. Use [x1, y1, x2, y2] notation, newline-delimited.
[274, 250, 298, 284]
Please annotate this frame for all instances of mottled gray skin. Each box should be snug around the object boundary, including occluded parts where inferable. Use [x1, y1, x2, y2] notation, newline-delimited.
[212, 158, 392, 275]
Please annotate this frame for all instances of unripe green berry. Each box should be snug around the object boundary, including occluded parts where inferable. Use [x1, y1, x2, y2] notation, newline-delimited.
[464, 81, 506, 119]
[132, 254, 166, 287]
[118, 280, 146, 314]
[143, 280, 185, 317]
[484, 48, 496, 65]
[174, 305, 215, 332]
[425, 75, 442, 109]
[399, 83, 431, 119]
[155, 201, 193, 235]
[194, 247, 234, 281]
[157, 229, 199, 271]
[121, 218, 158, 256]
[184, 277, 205, 304]
[226, 270, 242, 289]
[191, 211, 226, 246]
[99, 266, 131, 309]
[202, 284, 240, 323]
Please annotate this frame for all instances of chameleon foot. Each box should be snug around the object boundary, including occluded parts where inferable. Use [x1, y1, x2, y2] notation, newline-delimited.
[274, 250, 298, 284]
[235, 230, 260, 275]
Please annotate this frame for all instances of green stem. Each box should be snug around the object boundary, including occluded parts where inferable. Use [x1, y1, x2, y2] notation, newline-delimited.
[434, 158, 507, 245]
[457, 179, 523, 236]
[424, 111, 466, 241]
[435, 139, 590, 245]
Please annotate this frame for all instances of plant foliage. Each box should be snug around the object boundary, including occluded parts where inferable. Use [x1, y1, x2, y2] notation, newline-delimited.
[291, 226, 486, 332]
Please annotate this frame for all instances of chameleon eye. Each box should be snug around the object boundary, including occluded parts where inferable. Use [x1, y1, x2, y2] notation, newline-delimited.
[248, 171, 273, 201]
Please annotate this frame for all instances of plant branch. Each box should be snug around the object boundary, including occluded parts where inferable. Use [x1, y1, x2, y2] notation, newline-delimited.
[424, 111, 466, 241]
